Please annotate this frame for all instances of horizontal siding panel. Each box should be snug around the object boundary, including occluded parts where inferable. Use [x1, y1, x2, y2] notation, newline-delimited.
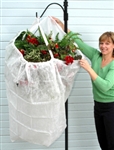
[69, 111, 94, 119]
[69, 96, 93, 103]
[2, 17, 113, 26]
[0, 74, 5, 82]
[70, 17, 113, 26]
[73, 81, 92, 88]
[2, 1, 113, 9]
[1, 9, 113, 17]
[0, 129, 10, 136]
[69, 139, 99, 147]
[70, 88, 92, 96]
[69, 118, 94, 126]
[1, 106, 9, 113]
[62, 147, 100, 150]
[1, 58, 5, 65]
[0, 98, 8, 105]
[0, 121, 9, 128]
[0, 82, 6, 89]
[1, 114, 9, 121]
[69, 132, 97, 140]
[69, 125, 96, 133]
[71, 25, 114, 33]
[0, 66, 5, 74]
[0, 90, 7, 98]
[69, 103, 93, 111]
[75, 73, 91, 81]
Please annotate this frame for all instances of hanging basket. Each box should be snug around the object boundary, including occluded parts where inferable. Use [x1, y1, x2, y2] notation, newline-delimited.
[5, 16, 83, 147]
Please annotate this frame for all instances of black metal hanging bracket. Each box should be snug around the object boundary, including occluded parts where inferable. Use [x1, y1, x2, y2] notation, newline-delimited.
[36, 1, 68, 33]
[39, 3, 64, 17]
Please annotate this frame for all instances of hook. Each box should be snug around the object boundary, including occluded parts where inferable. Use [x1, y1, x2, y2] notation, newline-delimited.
[40, 3, 64, 18]
[36, 12, 38, 18]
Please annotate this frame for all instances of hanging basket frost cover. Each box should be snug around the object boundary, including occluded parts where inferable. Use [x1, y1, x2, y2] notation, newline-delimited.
[5, 16, 83, 147]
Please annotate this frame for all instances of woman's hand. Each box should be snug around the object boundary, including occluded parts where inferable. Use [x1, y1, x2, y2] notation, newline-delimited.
[52, 16, 70, 32]
[52, 16, 64, 30]
[79, 59, 91, 72]
[79, 59, 98, 81]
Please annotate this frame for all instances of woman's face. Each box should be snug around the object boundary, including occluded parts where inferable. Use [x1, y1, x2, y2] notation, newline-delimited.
[99, 38, 114, 56]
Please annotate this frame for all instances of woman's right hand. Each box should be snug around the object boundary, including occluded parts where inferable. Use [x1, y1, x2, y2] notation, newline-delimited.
[52, 16, 70, 32]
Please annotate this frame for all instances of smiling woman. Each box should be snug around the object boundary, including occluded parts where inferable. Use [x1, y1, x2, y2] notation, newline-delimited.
[99, 32, 114, 68]
[53, 16, 114, 150]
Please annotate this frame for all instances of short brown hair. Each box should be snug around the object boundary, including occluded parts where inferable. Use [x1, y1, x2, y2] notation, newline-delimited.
[99, 32, 114, 44]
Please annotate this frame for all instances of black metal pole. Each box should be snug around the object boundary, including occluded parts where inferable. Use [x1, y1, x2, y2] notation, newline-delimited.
[39, 2, 68, 149]
[64, 0, 68, 33]
[64, 1, 68, 150]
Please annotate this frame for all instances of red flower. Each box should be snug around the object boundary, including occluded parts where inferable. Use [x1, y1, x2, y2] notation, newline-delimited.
[64, 55, 74, 65]
[55, 43, 59, 49]
[54, 53, 59, 58]
[41, 50, 47, 54]
[26, 35, 39, 45]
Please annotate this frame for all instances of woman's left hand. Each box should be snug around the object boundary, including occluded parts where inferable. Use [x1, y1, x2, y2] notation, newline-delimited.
[79, 59, 91, 72]
[79, 59, 98, 81]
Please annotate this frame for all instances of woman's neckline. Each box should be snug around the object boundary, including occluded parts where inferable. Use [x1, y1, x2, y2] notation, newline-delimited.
[101, 57, 114, 68]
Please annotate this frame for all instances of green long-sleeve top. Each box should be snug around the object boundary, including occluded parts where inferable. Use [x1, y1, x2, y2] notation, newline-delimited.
[68, 31, 114, 103]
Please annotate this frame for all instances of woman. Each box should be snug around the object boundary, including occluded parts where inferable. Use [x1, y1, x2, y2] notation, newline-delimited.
[52, 17, 114, 150]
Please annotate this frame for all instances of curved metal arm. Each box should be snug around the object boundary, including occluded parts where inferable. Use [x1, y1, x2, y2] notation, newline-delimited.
[40, 3, 64, 18]
[38, 1, 68, 33]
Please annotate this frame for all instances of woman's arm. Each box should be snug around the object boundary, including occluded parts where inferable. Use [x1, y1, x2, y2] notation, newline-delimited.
[93, 65, 114, 92]
[80, 59, 114, 92]
[79, 59, 114, 92]
[67, 31, 99, 61]
[52, 17, 99, 60]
